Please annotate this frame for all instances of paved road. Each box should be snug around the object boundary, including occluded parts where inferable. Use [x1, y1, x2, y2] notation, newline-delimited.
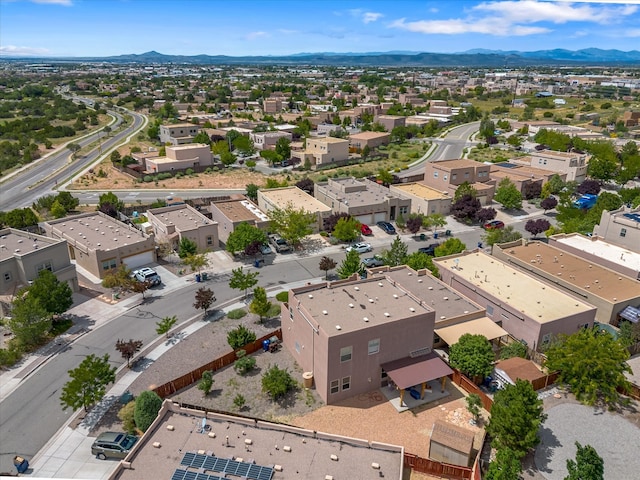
[72, 188, 246, 205]
[0, 106, 146, 211]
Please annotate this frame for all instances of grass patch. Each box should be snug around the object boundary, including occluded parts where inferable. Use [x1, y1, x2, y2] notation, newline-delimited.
[227, 308, 247, 320]
[275, 291, 288, 303]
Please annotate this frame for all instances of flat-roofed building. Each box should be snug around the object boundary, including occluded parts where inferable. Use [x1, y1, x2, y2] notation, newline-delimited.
[422, 159, 496, 205]
[43, 212, 156, 280]
[249, 130, 292, 151]
[314, 177, 410, 224]
[209, 197, 270, 244]
[493, 239, 640, 325]
[292, 136, 349, 168]
[517, 150, 589, 183]
[159, 123, 201, 145]
[145, 144, 214, 174]
[390, 182, 453, 216]
[593, 205, 640, 252]
[283, 275, 446, 404]
[549, 233, 640, 281]
[258, 187, 331, 233]
[434, 251, 597, 351]
[112, 401, 405, 480]
[348, 131, 390, 150]
[374, 114, 405, 132]
[489, 163, 545, 196]
[262, 98, 282, 114]
[146, 204, 218, 252]
[0, 228, 78, 294]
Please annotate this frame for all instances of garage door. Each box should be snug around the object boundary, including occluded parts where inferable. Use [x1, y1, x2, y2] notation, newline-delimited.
[355, 214, 373, 224]
[373, 212, 387, 223]
[122, 251, 155, 270]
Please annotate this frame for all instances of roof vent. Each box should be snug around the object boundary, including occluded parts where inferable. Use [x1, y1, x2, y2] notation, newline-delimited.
[378, 282, 383, 287]
[409, 307, 415, 312]
[384, 312, 390, 317]
[308, 294, 313, 299]
[428, 286, 433, 290]
[443, 296, 449, 300]
[369, 298, 374, 303]
[322, 310, 328, 315]
[348, 303, 354, 308]
[418, 279, 423, 283]
[354, 286, 360, 291]
[363, 317, 369, 322]
[393, 294, 398, 299]
[440, 316, 446, 320]
[335, 325, 342, 330]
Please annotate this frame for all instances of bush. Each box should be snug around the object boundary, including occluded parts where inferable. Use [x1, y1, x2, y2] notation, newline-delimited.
[0, 343, 23, 368]
[143, 175, 153, 183]
[262, 364, 296, 400]
[198, 370, 214, 396]
[186, 168, 194, 175]
[133, 390, 163, 432]
[118, 400, 137, 433]
[275, 291, 288, 303]
[227, 325, 256, 350]
[234, 350, 257, 375]
[233, 394, 246, 409]
[157, 172, 172, 180]
[227, 308, 247, 320]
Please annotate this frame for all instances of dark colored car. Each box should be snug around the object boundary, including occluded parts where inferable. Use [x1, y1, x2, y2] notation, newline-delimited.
[483, 220, 505, 230]
[376, 221, 396, 234]
[418, 243, 441, 256]
[91, 432, 138, 460]
[360, 223, 372, 236]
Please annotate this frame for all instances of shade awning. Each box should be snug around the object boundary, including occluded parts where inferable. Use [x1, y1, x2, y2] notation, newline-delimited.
[619, 305, 640, 323]
[435, 317, 509, 346]
[381, 352, 453, 390]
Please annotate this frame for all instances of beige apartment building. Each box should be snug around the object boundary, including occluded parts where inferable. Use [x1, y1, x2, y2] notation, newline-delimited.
[145, 144, 214, 174]
[43, 212, 156, 280]
[249, 131, 292, 151]
[422, 159, 496, 205]
[434, 251, 597, 351]
[159, 123, 201, 145]
[374, 115, 405, 132]
[593, 205, 640, 251]
[0, 228, 78, 295]
[314, 177, 410, 224]
[348, 131, 390, 150]
[518, 150, 589, 182]
[390, 182, 453, 216]
[258, 187, 331, 233]
[493, 240, 640, 325]
[209, 197, 270, 244]
[292, 136, 349, 168]
[146, 204, 218, 252]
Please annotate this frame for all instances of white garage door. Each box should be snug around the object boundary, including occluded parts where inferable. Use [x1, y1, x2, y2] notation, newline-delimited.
[355, 214, 373, 224]
[122, 251, 155, 270]
[373, 212, 387, 223]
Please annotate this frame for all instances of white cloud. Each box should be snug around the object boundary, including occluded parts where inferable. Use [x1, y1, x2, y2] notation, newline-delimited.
[0, 45, 51, 56]
[31, 0, 73, 5]
[246, 31, 269, 41]
[362, 12, 383, 24]
[277, 29, 299, 35]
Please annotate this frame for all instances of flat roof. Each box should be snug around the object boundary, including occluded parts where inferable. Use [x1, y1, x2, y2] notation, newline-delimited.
[148, 204, 216, 231]
[292, 276, 433, 337]
[309, 136, 350, 144]
[498, 241, 640, 302]
[260, 187, 332, 214]
[435, 317, 509, 345]
[45, 212, 149, 252]
[349, 131, 390, 140]
[552, 234, 640, 273]
[0, 228, 63, 262]
[115, 404, 403, 480]
[163, 122, 199, 128]
[434, 252, 595, 322]
[168, 143, 209, 151]
[318, 178, 405, 208]
[392, 183, 449, 200]
[381, 352, 453, 390]
[431, 159, 484, 169]
[372, 267, 484, 323]
[212, 199, 269, 222]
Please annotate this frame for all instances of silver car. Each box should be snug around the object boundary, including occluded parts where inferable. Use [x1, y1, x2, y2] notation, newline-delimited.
[91, 432, 138, 460]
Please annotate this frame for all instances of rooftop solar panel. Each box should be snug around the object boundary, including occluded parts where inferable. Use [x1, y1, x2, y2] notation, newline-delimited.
[179, 453, 273, 480]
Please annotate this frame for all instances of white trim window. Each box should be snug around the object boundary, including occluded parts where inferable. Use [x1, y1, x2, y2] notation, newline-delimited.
[340, 346, 352, 363]
[368, 338, 380, 355]
[342, 376, 351, 391]
[330, 379, 339, 394]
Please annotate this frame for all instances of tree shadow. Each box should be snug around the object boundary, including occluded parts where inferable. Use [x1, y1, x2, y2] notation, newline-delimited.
[131, 357, 154, 372]
[534, 424, 562, 474]
[297, 237, 326, 256]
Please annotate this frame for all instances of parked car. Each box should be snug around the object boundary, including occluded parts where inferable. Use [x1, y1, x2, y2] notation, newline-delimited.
[91, 432, 138, 460]
[376, 221, 396, 234]
[362, 255, 385, 268]
[259, 244, 273, 255]
[268, 234, 291, 253]
[483, 220, 505, 230]
[360, 223, 372, 236]
[132, 267, 161, 286]
[418, 243, 441, 256]
[346, 242, 373, 254]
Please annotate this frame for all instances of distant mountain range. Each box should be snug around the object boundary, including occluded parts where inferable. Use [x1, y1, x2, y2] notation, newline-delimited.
[5, 48, 640, 66]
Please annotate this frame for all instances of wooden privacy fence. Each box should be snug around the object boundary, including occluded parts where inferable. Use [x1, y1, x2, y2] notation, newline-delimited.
[450, 369, 494, 412]
[404, 453, 472, 480]
[153, 329, 282, 399]
[531, 371, 560, 391]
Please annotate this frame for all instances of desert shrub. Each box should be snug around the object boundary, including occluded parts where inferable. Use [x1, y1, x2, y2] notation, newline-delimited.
[227, 308, 247, 320]
[186, 168, 194, 175]
[198, 370, 214, 396]
[118, 400, 137, 433]
[143, 175, 153, 183]
[227, 325, 256, 350]
[133, 390, 163, 432]
[234, 350, 257, 375]
[261, 364, 296, 400]
[233, 394, 246, 409]
[275, 291, 288, 303]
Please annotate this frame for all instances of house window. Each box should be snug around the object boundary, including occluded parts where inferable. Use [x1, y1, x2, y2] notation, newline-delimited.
[541, 333, 551, 346]
[101, 259, 117, 271]
[289, 306, 293, 321]
[368, 338, 380, 355]
[452, 174, 457, 180]
[486, 305, 494, 316]
[36, 261, 53, 273]
[620, 228, 626, 237]
[340, 346, 352, 363]
[206, 236, 213, 245]
[330, 379, 339, 394]
[342, 376, 351, 391]
[443, 175, 448, 181]
[433, 172, 438, 178]
[3, 271, 11, 282]
[399, 206, 408, 215]
[464, 172, 470, 178]
[433, 333, 441, 344]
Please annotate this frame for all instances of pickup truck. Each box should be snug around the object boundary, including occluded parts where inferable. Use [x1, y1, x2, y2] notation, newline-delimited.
[268, 234, 291, 253]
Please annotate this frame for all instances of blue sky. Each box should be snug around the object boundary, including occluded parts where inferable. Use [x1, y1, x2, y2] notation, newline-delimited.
[1, 0, 639, 57]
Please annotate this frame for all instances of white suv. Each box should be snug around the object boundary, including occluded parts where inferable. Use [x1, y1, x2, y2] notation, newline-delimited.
[132, 267, 161, 286]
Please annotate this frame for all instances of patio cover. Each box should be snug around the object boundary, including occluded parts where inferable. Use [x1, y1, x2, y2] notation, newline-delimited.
[619, 305, 640, 323]
[435, 317, 509, 346]
[381, 352, 453, 390]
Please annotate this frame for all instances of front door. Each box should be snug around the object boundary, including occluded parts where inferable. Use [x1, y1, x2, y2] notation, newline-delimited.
[390, 206, 396, 220]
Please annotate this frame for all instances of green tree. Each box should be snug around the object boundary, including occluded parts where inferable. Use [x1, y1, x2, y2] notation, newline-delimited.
[337, 249, 363, 279]
[229, 267, 259, 299]
[198, 370, 214, 396]
[178, 237, 198, 258]
[155, 315, 178, 338]
[454, 181, 477, 201]
[0, 207, 39, 228]
[55, 191, 79, 212]
[332, 216, 361, 242]
[227, 325, 257, 350]
[565, 442, 604, 480]
[225, 222, 267, 254]
[587, 155, 618, 182]
[376, 168, 394, 186]
[115, 338, 143, 368]
[67, 142, 81, 159]
[434, 238, 467, 257]
[499, 341, 527, 360]
[486, 379, 546, 458]
[117, 401, 137, 434]
[101, 264, 133, 292]
[233, 135, 254, 155]
[267, 203, 315, 248]
[319, 256, 337, 280]
[133, 390, 163, 432]
[544, 328, 631, 408]
[249, 286, 272, 322]
[234, 349, 256, 375]
[495, 178, 523, 210]
[193, 287, 216, 314]
[483, 226, 522, 246]
[25, 269, 73, 316]
[183, 253, 209, 275]
[423, 213, 447, 234]
[449, 333, 495, 380]
[60, 354, 116, 412]
[362, 144, 371, 159]
[405, 251, 439, 277]
[485, 447, 522, 480]
[275, 137, 291, 160]
[98, 191, 124, 213]
[380, 235, 408, 267]
[465, 393, 482, 423]
[8, 292, 51, 347]
[246, 183, 259, 203]
[262, 364, 296, 400]
[220, 150, 237, 166]
[50, 200, 66, 218]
